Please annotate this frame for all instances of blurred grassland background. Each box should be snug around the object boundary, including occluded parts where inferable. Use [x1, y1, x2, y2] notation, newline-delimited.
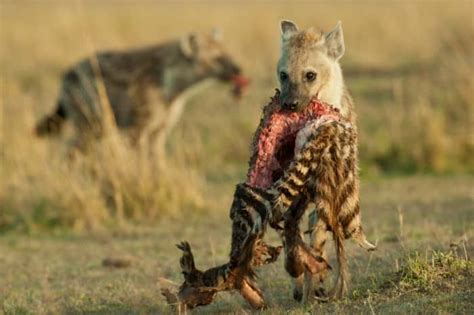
[0, 1, 473, 232]
[1, 2, 473, 314]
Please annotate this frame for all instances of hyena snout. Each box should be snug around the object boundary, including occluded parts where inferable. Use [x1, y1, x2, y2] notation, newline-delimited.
[283, 100, 299, 111]
[279, 91, 299, 110]
[215, 56, 250, 99]
[216, 56, 242, 80]
[279, 84, 306, 111]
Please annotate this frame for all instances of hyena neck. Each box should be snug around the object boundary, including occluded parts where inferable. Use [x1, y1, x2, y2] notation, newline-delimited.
[319, 63, 343, 109]
[341, 85, 356, 126]
[162, 64, 213, 103]
[169, 78, 217, 107]
[319, 63, 354, 122]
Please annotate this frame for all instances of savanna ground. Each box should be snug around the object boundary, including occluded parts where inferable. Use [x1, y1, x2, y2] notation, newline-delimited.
[1, 1, 473, 314]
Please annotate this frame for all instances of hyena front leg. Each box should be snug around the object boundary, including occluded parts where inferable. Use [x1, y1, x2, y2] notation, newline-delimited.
[293, 203, 317, 302]
[305, 210, 330, 302]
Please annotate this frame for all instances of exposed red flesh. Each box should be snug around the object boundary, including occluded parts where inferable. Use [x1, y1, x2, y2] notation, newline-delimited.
[247, 97, 340, 189]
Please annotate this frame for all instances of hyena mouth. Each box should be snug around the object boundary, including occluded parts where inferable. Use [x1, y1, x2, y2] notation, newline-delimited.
[230, 75, 250, 98]
[247, 90, 341, 189]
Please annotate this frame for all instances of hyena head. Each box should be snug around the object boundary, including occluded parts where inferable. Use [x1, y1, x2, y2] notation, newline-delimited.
[277, 20, 345, 112]
[180, 29, 247, 97]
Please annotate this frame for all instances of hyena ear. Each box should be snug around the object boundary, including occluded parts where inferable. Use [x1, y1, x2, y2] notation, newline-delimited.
[280, 20, 299, 41]
[180, 33, 199, 58]
[325, 21, 345, 60]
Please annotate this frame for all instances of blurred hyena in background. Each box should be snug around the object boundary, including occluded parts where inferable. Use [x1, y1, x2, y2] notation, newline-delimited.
[35, 30, 247, 158]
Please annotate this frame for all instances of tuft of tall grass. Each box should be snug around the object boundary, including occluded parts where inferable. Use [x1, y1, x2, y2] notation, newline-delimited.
[1, 1, 473, 231]
[0, 139, 206, 232]
[0, 95, 206, 232]
[396, 250, 472, 293]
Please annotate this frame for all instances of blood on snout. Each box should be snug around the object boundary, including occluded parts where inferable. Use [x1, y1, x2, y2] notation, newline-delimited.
[231, 75, 250, 99]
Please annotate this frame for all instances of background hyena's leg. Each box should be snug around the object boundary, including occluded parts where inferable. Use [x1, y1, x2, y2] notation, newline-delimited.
[65, 94, 102, 154]
[148, 97, 186, 162]
[306, 210, 329, 301]
[132, 85, 167, 160]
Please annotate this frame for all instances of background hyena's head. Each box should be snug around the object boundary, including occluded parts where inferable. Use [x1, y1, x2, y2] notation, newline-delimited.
[180, 29, 247, 97]
[277, 20, 345, 112]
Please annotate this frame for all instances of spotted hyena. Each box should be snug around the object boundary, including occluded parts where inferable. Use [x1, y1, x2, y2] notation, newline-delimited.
[35, 30, 248, 157]
[162, 20, 376, 311]
[266, 20, 376, 302]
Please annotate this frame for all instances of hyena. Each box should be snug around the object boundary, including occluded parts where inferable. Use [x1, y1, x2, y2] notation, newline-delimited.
[264, 20, 377, 301]
[35, 30, 247, 156]
[164, 21, 375, 310]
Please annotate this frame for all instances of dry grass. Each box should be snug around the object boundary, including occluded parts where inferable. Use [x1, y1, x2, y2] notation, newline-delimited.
[1, 176, 473, 314]
[1, 2, 473, 230]
[1, 3, 473, 313]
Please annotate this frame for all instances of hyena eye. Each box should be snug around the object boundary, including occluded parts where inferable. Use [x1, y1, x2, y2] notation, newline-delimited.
[305, 71, 317, 82]
[279, 71, 288, 82]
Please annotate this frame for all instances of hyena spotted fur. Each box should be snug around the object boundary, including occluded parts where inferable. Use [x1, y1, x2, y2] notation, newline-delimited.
[163, 20, 376, 310]
[35, 30, 246, 156]
[267, 20, 376, 302]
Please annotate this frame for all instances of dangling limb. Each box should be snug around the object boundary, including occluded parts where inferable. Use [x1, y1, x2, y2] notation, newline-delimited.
[163, 183, 282, 310]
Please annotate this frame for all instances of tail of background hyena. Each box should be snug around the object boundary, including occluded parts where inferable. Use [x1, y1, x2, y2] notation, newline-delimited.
[35, 100, 67, 136]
